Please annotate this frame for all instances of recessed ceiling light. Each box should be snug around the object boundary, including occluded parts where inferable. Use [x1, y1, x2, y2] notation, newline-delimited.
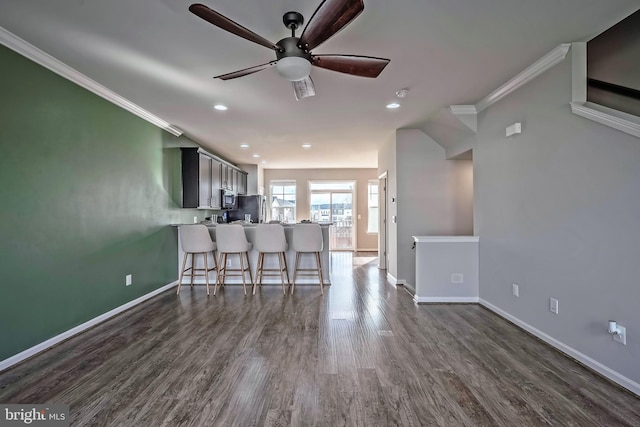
[302, 143, 312, 148]
[386, 102, 401, 109]
[252, 154, 260, 158]
[240, 143, 249, 148]
[213, 104, 228, 111]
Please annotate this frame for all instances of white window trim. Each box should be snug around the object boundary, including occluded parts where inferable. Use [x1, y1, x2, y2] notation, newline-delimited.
[367, 180, 379, 235]
[269, 180, 297, 223]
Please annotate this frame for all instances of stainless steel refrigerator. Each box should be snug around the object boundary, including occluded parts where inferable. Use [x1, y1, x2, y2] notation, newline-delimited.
[227, 195, 266, 223]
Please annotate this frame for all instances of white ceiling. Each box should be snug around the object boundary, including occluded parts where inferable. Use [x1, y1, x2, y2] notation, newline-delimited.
[1, 0, 637, 169]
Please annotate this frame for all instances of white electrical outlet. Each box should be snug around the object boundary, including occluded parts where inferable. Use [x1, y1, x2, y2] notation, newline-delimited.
[550, 298, 559, 314]
[512, 284, 519, 297]
[193, 216, 198, 224]
[451, 273, 464, 284]
[125, 274, 132, 286]
[613, 325, 627, 345]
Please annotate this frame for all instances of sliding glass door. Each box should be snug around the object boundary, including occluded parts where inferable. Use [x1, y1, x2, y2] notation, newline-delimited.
[309, 182, 355, 251]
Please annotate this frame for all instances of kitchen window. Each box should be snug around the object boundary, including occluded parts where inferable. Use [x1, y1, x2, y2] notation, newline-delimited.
[270, 181, 296, 223]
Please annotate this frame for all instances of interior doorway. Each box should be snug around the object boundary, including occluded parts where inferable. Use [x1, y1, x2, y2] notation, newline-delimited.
[309, 181, 356, 251]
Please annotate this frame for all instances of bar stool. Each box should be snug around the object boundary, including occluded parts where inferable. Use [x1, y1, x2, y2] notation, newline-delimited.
[254, 223, 290, 295]
[291, 223, 324, 295]
[215, 224, 254, 295]
[176, 224, 217, 296]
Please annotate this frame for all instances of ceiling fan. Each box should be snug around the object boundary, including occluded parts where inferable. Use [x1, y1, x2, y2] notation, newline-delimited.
[189, 0, 390, 100]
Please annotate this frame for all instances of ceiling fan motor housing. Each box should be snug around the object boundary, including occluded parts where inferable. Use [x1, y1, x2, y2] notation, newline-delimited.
[276, 37, 312, 60]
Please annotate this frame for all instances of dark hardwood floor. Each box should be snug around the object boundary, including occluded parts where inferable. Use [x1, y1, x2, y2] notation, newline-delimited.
[1, 253, 639, 426]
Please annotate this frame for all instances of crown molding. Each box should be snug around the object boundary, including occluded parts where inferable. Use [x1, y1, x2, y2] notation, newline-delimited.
[571, 102, 640, 139]
[475, 43, 571, 113]
[0, 26, 183, 137]
[449, 105, 477, 115]
[447, 44, 570, 134]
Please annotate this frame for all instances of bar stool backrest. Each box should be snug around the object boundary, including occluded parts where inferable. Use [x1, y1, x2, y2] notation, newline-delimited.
[254, 224, 287, 253]
[216, 224, 251, 253]
[180, 224, 215, 253]
[292, 223, 323, 253]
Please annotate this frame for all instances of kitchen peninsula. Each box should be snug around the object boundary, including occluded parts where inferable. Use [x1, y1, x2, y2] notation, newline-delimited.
[175, 223, 332, 286]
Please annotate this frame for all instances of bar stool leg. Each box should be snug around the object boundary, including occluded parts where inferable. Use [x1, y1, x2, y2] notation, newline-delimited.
[203, 253, 210, 296]
[177, 252, 189, 294]
[255, 252, 264, 295]
[282, 252, 291, 286]
[190, 253, 195, 287]
[246, 252, 254, 295]
[215, 252, 227, 295]
[213, 253, 219, 295]
[277, 252, 287, 295]
[212, 251, 219, 288]
[316, 251, 324, 295]
[239, 253, 247, 295]
[292, 252, 301, 293]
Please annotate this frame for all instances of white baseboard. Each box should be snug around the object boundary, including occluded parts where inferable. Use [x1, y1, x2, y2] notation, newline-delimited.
[479, 299, 640, 397]
[386, 273, 397, 285]
[414, 296, 479, 304]
[386, 272, 406, 287]
[0, 281, 178, 373]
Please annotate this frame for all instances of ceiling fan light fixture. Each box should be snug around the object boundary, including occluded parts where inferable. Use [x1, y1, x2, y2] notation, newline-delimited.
[276, 56, 312, 81]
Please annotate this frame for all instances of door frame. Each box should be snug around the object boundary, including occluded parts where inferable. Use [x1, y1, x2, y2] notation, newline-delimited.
[378, 171, 388, 270]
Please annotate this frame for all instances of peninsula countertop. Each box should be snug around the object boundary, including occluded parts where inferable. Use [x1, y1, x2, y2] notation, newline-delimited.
[172, 222, 333, 227]
[173, 222, 332, 284]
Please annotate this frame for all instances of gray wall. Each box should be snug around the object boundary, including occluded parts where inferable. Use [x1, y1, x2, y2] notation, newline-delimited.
[381, 129, 474, 288]
[378, 133, 398, 279]
[475, 49, 640, 384]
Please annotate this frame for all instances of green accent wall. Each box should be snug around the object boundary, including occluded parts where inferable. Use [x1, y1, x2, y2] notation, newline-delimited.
[0, 45, 202, 361]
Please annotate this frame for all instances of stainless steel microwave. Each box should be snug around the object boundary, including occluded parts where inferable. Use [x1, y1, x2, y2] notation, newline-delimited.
[221, 189, 237, 209]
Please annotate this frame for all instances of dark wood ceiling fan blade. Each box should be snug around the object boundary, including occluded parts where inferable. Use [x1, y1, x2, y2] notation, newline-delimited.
[298, 0, 364, 51]
[312, 54, 390, 78]
[189, 4, 279, 51]
[214, 61, 277, 80]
